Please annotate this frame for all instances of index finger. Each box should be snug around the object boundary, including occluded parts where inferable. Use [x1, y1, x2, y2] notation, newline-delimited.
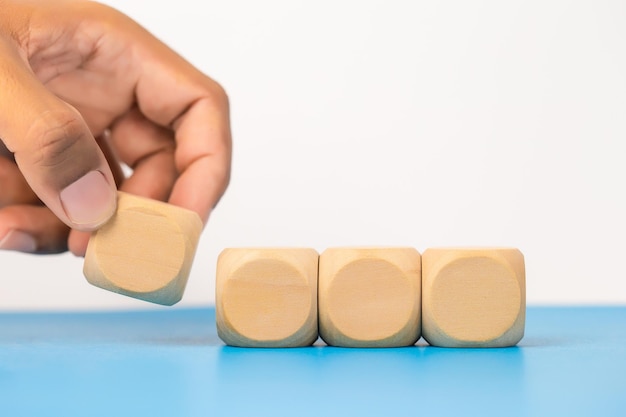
[169, 94, 232, 224]
[128, 31, 232, 224]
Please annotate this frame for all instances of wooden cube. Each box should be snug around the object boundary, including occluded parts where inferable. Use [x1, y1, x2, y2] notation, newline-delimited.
[422, 248, 526, 347]
[83, 192, 202, 306]
[216, 248, 319, 347]
[318, 247, 421, 347]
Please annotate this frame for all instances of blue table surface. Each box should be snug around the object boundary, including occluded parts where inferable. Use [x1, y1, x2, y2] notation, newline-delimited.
[0, 306, 624, 417]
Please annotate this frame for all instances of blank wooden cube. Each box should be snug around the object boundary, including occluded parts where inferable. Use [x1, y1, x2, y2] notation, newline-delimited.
[422, 248, 526, 347]
[83, 192, 202, 306]
[318, 247, 421, 347]
[216, 248, 319, 347]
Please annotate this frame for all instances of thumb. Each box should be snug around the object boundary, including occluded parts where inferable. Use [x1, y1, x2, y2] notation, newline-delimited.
[0, 39, 117, 231]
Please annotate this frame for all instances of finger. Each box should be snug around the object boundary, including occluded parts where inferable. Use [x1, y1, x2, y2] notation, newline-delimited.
[134, 51, 232, 223]
[109, 108, 177, 201]
[0, 156, 40, 206]
[0, 38, 117, 231]
[127, 34, 232, 221]
[0, 205, 70, 254]
[96, 131, 126, 188]
[169, 97, 232, 223]
[68, 229, 91, 257]
[120, 151, 177, 201]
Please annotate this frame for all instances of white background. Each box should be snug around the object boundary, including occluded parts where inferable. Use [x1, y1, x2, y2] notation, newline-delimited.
[1, 0, 625, 310]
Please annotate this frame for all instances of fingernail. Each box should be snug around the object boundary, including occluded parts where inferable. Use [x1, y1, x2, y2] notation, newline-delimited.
[60, 171, 116, 228]
[0, 230, 37, 252]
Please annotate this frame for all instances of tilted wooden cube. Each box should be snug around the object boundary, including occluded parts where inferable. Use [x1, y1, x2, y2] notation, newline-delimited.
[318, 247, 422, 347]
[83, 192, 202, 306]
[216, 248, 319, 347]
[422, 248, 526, 347]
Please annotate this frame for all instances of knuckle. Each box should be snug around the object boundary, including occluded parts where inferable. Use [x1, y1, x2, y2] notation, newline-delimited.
[26, 110, 87, 168]
[203, 81, 230, 111]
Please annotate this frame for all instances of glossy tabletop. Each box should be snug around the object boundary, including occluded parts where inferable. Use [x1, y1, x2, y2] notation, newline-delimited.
[0, 306, 624, 416]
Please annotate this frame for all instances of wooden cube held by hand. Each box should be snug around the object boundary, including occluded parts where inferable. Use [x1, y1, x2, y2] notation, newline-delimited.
[318, 247, 422, 347]
[422, 248, 526, 347]
[216, 248, 319, 347]
[83, 192, 202, 306]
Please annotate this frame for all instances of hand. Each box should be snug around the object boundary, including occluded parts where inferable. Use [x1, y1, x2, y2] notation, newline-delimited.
[0, 0, 232, 256]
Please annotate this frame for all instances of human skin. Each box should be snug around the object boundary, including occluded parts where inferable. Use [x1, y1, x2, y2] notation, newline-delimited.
[0, 0, 232, 256]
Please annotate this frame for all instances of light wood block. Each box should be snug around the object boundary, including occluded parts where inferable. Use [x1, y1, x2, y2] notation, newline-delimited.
[422, 248, 525, 347]
[216, 248, 319, 347]
[318, 247, 421, 347]
[83, 192, 202, 306]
